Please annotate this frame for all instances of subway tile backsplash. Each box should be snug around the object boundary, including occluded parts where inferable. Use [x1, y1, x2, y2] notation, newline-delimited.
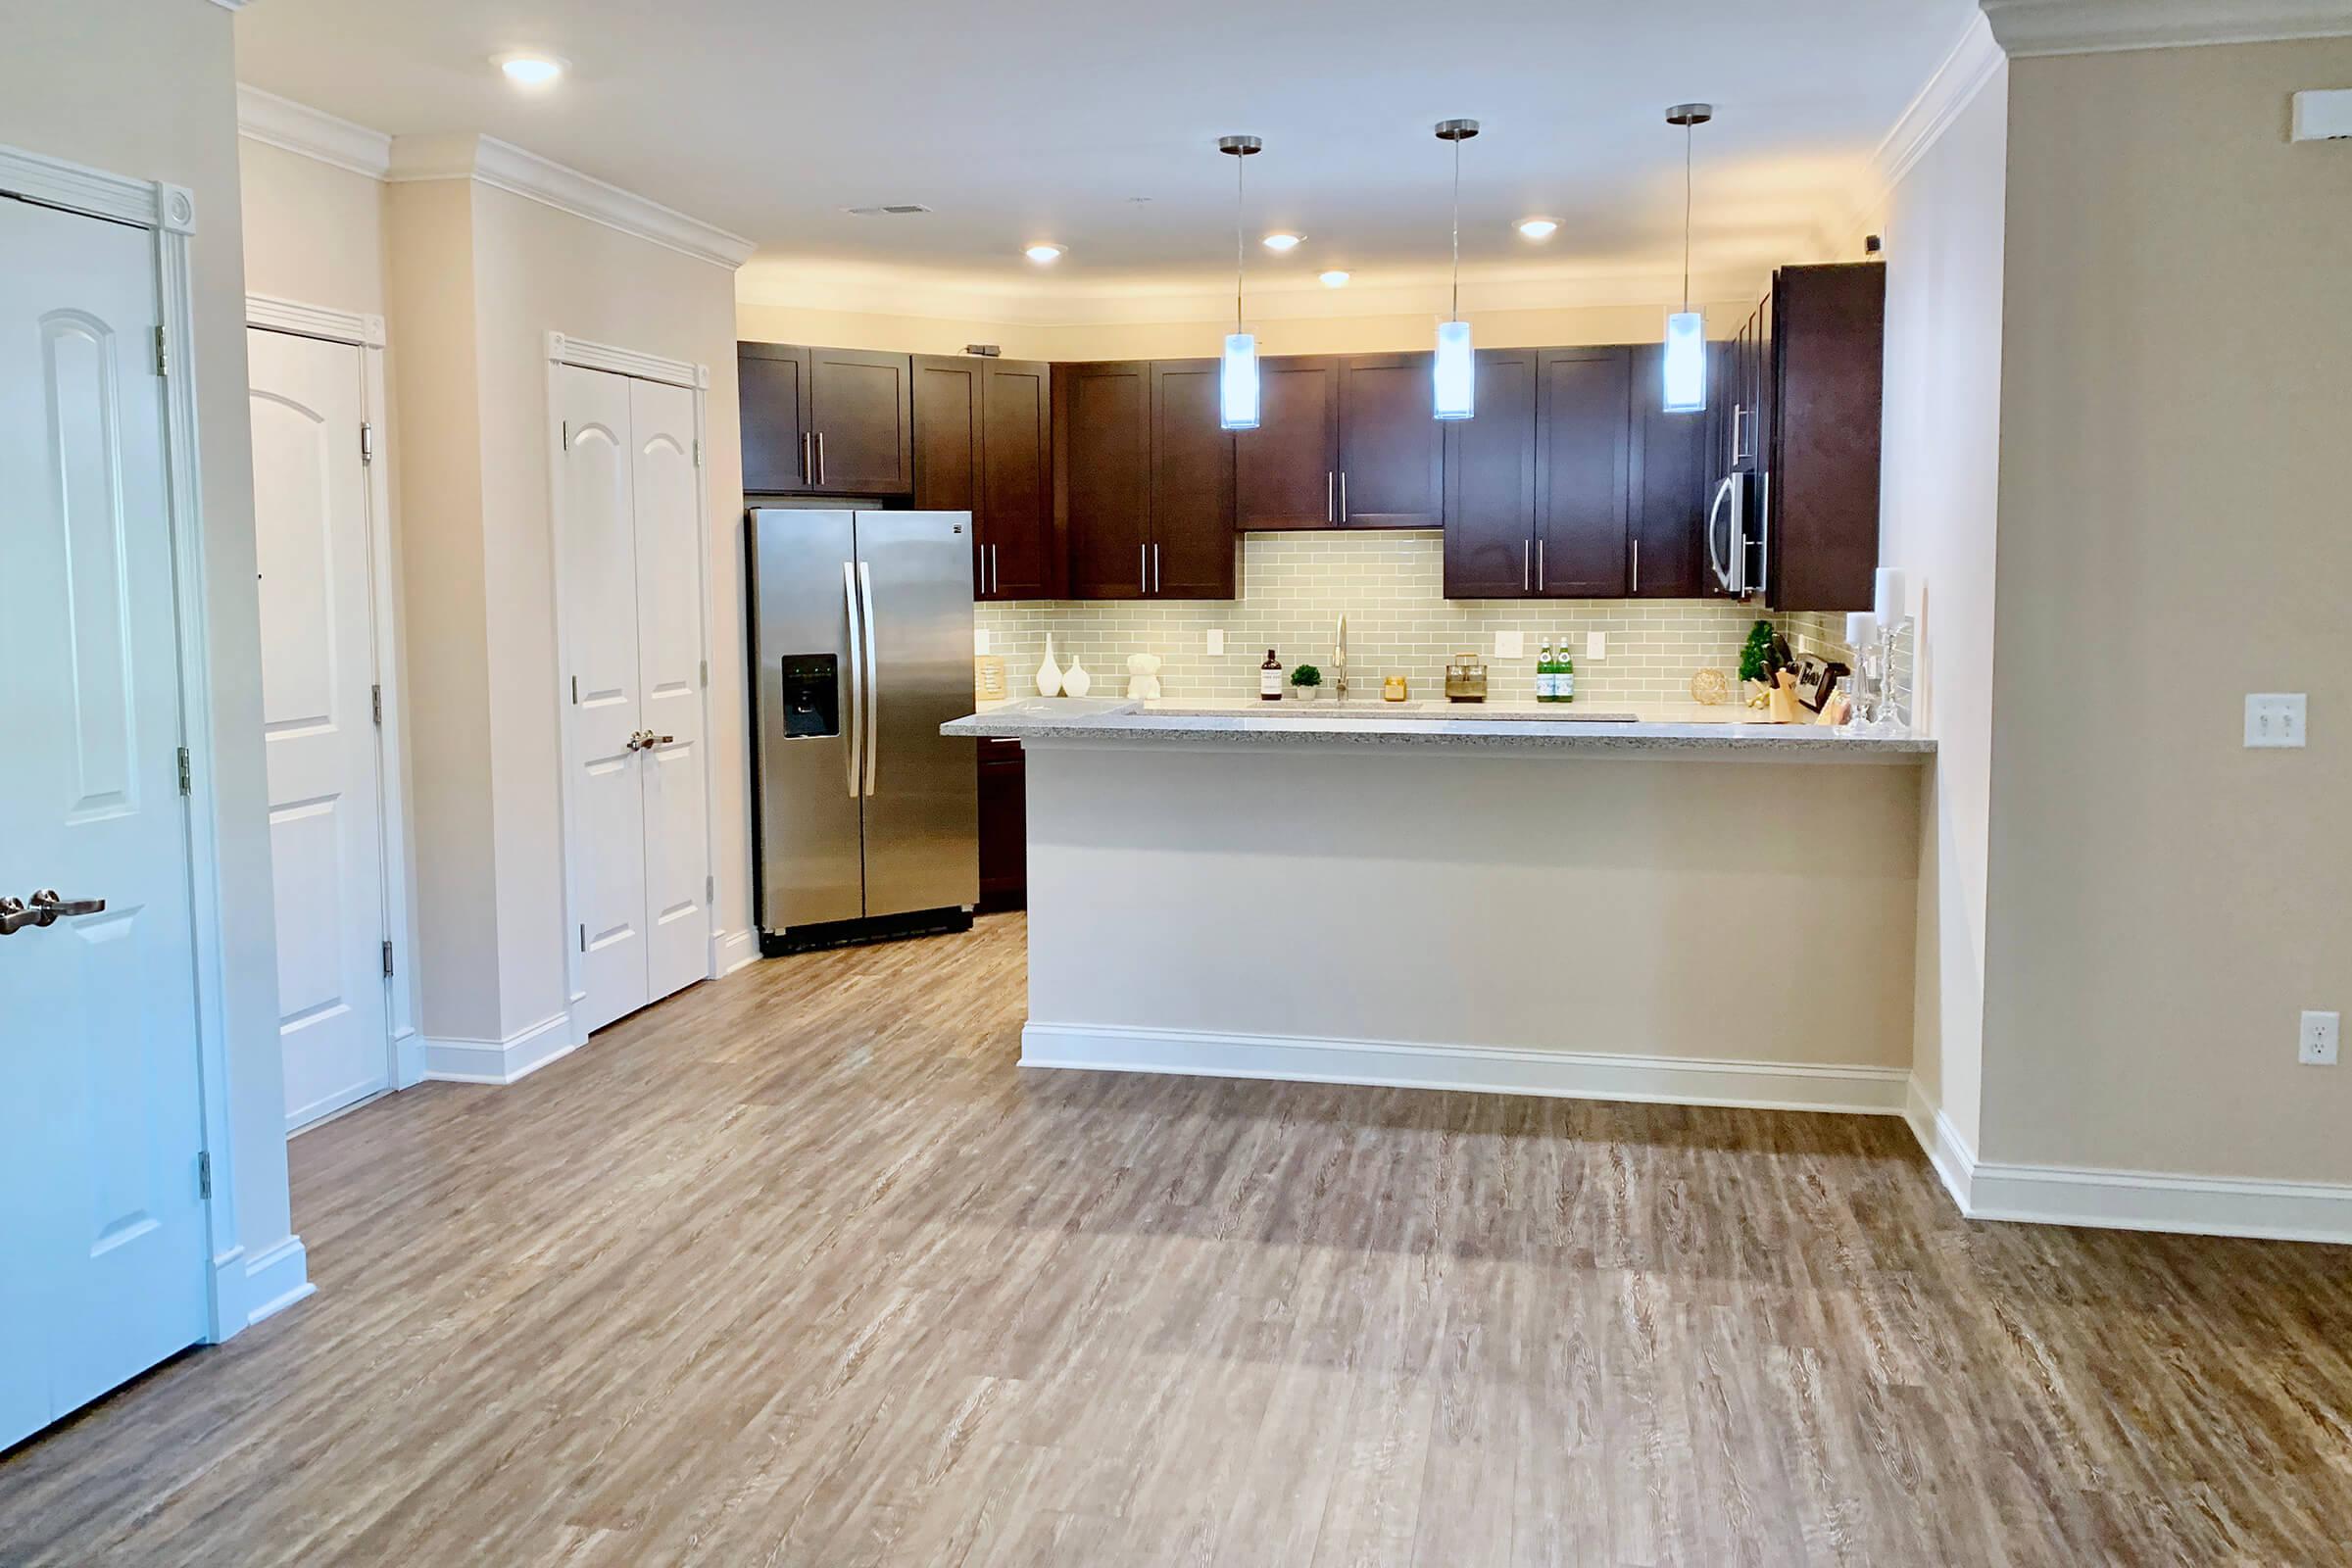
[975, 532, 1777, 707]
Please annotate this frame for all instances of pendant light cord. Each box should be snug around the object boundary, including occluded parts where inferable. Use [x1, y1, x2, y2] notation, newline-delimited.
[1681, 122, 1693, 314]
[1235, 150, 1246, 334]
[1449, 133, 1462, 321]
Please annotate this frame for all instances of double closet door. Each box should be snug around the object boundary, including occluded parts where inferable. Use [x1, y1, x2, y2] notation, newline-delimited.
[558, 367, 711, 1034]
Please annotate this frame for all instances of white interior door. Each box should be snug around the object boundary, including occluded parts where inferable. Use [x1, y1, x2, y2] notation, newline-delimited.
[0, 196, 212, 1448]
[248, 327, 392, 1131]
[628, 377, 710, 1006]
[559, 366, 650, 1033]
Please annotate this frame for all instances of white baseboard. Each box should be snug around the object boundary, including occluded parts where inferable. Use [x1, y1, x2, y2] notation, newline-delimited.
[1020, 1022, 1911, 1116]
[242, 1235, 315, 1327]
[1902, 1075, 2352, 1245]
[421, 1011, 579, 1085]
[714, 927, 757, 977]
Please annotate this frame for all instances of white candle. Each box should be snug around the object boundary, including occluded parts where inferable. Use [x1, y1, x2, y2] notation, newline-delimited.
[1844, 612, 1878, 649]
[1873, 567, 1908, 625]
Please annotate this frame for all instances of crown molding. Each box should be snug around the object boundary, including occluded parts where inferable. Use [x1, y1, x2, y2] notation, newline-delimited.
[1981, 0, 2352, 56]
[1875, 15, 2008, 194]
[236, 84, 393, 179]
[209, 1, 256, 9]
[385, 133, 756, 270]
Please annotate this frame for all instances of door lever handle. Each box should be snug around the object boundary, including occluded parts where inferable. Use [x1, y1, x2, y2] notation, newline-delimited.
[0, 898, 33, 936]
[8, 890, 106, 932]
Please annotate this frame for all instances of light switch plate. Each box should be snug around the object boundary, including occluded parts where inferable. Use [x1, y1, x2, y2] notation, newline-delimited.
[2292, 88, 2352, 141]
[1495, 630, 1524, 661]
[1587, 631, 1607, 661]
[2245, 693, 2307, 748]
[2301, 1009, 2340, 1066]
[1206, 629, 1225, 657]
[973, 627, 991, 656]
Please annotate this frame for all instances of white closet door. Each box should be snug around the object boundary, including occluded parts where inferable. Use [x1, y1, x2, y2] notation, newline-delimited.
[0, 194, 211, 1447]
[628, 378, 711, 1006]
[248, 328, 392, 1130]
[559, 366, 650, 1033]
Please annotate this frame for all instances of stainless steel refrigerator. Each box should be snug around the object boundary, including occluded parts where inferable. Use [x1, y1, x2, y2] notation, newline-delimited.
[748, 509, 977, 953]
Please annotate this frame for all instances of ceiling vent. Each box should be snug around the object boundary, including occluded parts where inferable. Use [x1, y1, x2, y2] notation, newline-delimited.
[846, 203, 934, 216]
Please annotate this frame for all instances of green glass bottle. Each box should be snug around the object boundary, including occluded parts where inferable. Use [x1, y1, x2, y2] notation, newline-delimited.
[1536, 640, 1554, 703]
[1558, 634, 1576, 704]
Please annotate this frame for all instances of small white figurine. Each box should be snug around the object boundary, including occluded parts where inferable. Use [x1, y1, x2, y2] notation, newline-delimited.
[1125, 652, 1163, 701]
[1062, 656, 1093, 699]
[1034, 633, 1062, 697]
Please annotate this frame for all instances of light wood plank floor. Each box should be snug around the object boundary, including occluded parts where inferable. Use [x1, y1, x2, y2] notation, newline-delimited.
[4, 912, 2349, 1565]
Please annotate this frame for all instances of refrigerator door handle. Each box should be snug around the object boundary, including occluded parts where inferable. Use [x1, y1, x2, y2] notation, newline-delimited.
[857, 560, 880, 797]
[841, 562, 864, 799]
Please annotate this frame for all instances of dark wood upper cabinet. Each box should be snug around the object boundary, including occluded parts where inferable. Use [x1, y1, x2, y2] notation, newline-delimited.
[1055, 362, 1152, 599]
[1627, 340, 1719, 599]
[912, 356, 983, 588]
[1235, 356, 1340, 530]
[1535, 347, 1632, 597]
[1338, 353, 1444, 527]
[979, 359, 1055, 599]
[1766, 264, 1883, 611]
[805, 347, 913, 494]
[1149, 360, 1238, 599]
[739, 342, 810, 493]
[1443, 349, 1538, 598]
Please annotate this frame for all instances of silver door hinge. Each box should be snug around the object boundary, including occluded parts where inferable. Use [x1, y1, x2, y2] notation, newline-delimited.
[176, 746, 192, 796]
[705, 874, 715, 903]
[694, 438, 704, 468]
[360, 421, 375, 465]
[370, 683, 383, 726]
[569, 674, 579, 705]
[578, 923, 587, 953]
[699, 659, 709, 688]
[561, 419, 571, 452]
[197, 1151, 212, 1200]
[155, 324, 169, 378]
[382, 939, 395, 977]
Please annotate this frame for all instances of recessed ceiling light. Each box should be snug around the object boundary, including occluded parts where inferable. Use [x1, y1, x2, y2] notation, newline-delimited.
[1319, 270, 1350, 287]
[1024, 243, 1065, 264]
[496, 54, 568, 87]
[1262, 232, 1303, 252]
[1517, 217, 1559, 240]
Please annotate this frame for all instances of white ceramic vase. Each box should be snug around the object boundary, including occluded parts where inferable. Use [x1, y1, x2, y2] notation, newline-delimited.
[1034, 634, 1062, 697]
[1062, 657, 1093, 699]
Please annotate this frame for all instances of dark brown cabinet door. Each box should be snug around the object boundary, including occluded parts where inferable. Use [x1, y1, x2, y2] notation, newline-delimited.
[807, 347, 912, 494]
[1627, 340, 1717, 599]
[1056, 362, 1152, 599]
[1767, 264, 1883, 611]
[912, 355, 984, 591]
[1338, 353, 1444, 527]
[1149, 360, 1237, 599]
[740, 342, 811, 493]
[1235, 356, 1339, 530]
[980, 359, 1056, 599]
[976, 738, 1026, 913]
[1443, 349, 1538, 598]
[1535, 347, 1632, 597]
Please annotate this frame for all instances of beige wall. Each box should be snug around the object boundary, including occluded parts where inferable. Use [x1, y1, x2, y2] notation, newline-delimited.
[735, 300, 1756, 361]
[3, 2, 294, 1279]
[238, 137, 387, 312]
[1877, 63, 2009, 1152]
[466, 183, 749, 1038]
[1983, 39, 2352, 1181]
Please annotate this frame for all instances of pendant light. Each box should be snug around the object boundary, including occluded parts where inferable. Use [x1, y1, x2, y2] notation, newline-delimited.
[1432, 119, 1479, 420]
[1217, 134, 1263, 430]
[1663, 103, 1714, 414]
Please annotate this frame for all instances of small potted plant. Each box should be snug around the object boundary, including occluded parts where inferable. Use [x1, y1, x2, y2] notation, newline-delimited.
[1289, 662, 1322, 702]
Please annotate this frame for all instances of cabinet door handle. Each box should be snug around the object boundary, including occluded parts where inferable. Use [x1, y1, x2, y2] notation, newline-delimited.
[1153, 542, 1161, 593]
[801, 430, 811, 483]
[1538, 539, 1545, 594]
[815, 431, 826, 486]
[1523, 539, 1531, 592]
[1632, 540, 1641, 595]
[1140, 542, 1149, 595]
[990, 544, 1000, 595]
[1339, 471, 1348, 523]
[1326, 471, 1335, 523]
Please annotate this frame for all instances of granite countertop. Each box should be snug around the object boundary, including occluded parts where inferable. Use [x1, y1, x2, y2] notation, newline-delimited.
[946, 697, 1936, 759]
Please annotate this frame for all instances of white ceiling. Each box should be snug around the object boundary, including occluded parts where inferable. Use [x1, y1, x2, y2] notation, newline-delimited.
[233, 0, 1982, 303]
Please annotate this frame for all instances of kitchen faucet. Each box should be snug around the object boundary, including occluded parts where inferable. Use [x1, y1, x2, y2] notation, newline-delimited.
[1334, 612, 1348, 703]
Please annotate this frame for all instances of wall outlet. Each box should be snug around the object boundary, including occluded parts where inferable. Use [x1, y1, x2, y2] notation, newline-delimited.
[1587, 631, 1607, 661]
[1495, 630, 1524, 661]
[2301, 1010, 2340, 1066]
[973, 627, 991, 656]
[1206, 629, 1224, 656]
[2244, 693, 2307, 748]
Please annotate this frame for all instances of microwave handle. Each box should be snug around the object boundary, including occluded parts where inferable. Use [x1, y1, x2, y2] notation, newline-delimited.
[1705, 474, 1736, 592]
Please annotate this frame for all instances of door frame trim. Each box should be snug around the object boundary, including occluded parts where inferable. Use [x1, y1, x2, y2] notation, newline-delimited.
[245, 294, 425, 1104]
[0, 143, 254, 1340]
[543, 332, 722, 1026]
